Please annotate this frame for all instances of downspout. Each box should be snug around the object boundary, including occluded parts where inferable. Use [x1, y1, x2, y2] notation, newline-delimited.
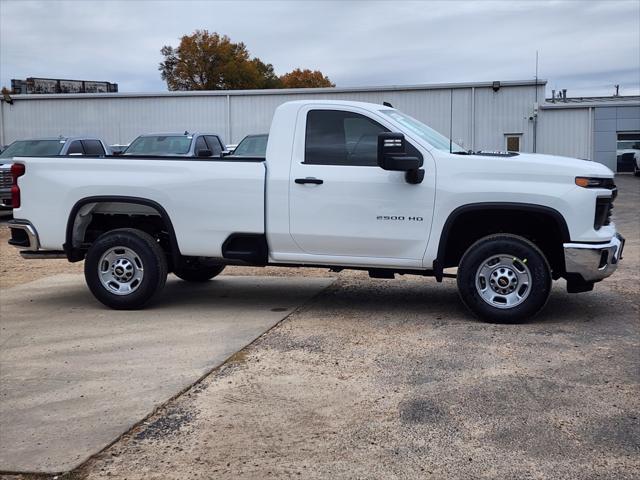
[533, 82, 539, 153]
[0, 99, 5, 147]
[226, 94, 231, 144]
[589, 107, 595, 161]
[470, 87, 475, 151]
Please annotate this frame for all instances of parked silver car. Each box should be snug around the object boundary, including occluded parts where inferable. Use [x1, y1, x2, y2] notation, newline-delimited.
[0, 136, 109, 209]
[122, 132, 226, 157]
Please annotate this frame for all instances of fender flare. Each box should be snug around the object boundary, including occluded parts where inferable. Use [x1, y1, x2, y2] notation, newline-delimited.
[64, 195, 181, 264]
[432, 202, 570, 280]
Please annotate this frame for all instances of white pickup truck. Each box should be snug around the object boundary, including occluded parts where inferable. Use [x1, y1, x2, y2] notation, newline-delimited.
[7, 100, 624, 322]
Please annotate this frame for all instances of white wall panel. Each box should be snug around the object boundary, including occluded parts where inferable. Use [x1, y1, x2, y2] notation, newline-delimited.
[537, 108, 592, 160]
[473, 85, 541, 152]
[1, 95, 227, 145]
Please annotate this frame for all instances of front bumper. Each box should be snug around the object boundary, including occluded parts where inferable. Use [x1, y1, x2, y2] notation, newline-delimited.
[563, 233, 625, 283]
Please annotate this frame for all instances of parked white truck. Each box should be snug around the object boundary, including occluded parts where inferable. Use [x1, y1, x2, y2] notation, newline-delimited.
[7, 100, 624, 322]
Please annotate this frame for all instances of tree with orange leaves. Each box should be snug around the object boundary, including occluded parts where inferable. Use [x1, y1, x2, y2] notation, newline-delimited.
[160, 30, 333, 91]
[279, 69, 335, 88]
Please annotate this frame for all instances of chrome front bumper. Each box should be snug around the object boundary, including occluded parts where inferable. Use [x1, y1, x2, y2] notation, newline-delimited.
[564, 233, 625, 283]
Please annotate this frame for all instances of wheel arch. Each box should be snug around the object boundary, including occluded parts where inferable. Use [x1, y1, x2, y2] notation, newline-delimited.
[433, 202, 570, 280]
[64, 195, 181, 265]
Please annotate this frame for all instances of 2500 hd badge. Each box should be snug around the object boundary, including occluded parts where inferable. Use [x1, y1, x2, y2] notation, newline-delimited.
[377, 215, 424, 221]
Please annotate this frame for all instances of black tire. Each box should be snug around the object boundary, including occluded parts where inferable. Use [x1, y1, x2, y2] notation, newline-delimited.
[84, 228, 168, 310]
[456, 234, 551, 323]
[173, 262, 225, 282]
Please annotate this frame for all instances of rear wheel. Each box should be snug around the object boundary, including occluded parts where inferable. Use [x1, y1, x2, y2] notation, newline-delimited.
[174, 261, 225, 282]
[457, 234, 551, 323]
[84, 228, 168, 309]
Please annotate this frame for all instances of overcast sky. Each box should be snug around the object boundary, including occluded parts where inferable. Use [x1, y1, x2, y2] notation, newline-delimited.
[1, 0, 639, 97]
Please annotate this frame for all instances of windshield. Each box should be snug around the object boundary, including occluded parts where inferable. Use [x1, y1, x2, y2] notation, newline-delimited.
[380, 110, 464, 152]
[0, 140, 64, 158]
[124, 136, 192, 155]
[233, 135, 268, 157]
[617, 141, 640, 150]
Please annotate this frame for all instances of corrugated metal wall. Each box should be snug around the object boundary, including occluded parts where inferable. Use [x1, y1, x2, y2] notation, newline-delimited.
[0, 96, 228, 146]
[537, 107, 592, 160]
[536, 104, 640, 168]
[0, 82, 544, 152]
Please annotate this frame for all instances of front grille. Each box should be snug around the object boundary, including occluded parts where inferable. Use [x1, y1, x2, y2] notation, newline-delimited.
[594, 197, 614, 230]
[0, 169, 12, 188]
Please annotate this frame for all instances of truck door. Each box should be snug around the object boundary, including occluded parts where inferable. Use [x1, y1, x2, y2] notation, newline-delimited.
[288, 106, 435, 265]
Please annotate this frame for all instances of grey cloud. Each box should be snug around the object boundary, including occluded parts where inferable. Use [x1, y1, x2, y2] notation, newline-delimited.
[1, 0, 638, 96]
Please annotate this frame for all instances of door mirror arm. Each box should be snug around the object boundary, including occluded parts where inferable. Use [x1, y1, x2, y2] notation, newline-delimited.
[377, 132, 424, 184]
[405, 169, 425, 184]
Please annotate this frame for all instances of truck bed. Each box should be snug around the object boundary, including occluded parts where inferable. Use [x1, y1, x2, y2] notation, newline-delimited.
[13, 155, 267, 257]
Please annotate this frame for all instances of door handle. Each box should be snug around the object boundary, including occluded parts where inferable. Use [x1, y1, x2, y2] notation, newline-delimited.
[295, 177, 324, 185]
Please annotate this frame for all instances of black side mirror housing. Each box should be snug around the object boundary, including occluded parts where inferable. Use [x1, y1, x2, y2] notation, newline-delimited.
[377, 132, 424, 183]
[197, 149, 213, 157]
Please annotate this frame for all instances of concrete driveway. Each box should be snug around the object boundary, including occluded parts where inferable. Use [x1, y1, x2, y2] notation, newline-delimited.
[0, 275, 333, 473]
[68, 175, 637, 480]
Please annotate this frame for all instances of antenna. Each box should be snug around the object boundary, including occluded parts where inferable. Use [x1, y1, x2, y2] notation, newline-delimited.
[449, 89, 453, 154]
[535, 50, 539, 105]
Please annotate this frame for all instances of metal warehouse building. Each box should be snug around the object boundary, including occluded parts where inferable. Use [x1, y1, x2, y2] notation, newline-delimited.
[1, 79, 638, 172]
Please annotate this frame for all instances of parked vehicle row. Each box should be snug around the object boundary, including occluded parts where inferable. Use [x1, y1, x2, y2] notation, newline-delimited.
[7, 100, 624, 323]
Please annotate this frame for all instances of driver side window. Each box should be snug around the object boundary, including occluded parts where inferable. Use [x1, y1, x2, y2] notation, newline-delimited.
[304, 109, 422, 166]
[305, 110, 388, 167]
[67, 141, 84, 155]
[195, 136, 208, 153]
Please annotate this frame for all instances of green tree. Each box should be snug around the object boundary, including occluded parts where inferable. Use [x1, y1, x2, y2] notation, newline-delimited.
[279, 68, 335, 88]
[160, 30, 264, 90]
[251, 58, 282, 89]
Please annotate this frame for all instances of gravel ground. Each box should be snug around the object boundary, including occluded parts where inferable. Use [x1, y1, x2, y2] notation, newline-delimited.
[1, 176, 638, 479]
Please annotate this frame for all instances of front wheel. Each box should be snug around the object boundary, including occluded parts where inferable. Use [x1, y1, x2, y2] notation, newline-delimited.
[84, 228, 168, 310]
[456, 234, 551, 323]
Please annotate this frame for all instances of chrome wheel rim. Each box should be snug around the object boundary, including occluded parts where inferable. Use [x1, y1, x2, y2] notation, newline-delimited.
[98, 246, 144, 295]
[475, 254, 531, 309]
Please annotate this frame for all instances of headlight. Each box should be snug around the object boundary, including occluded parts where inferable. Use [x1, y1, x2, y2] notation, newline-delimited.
[575, 177, 615, 188]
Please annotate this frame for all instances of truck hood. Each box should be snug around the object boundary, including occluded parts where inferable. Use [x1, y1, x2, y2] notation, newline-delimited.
[462, 152, 614, 179]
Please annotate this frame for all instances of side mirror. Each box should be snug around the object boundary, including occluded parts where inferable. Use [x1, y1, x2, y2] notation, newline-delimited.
[112, 151, 123, 156]
[197, 149, 213, 157]
[377, 133, 424, 184]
